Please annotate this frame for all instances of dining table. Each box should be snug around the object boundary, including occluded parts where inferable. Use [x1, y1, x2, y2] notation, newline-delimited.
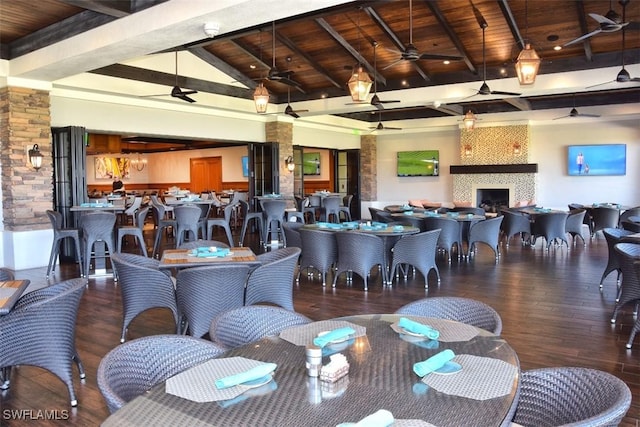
[102, 313, 520, 427]
[158, 247, 261, 270]
[0, 280, 30, 315]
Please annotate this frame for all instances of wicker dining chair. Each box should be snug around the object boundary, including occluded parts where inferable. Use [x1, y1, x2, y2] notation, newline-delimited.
[530, 212, 569, 250]
[283, 222, 303, 250]
[422, 216, 462, 263]
[209, 306, 311, 348]
[610, 243, 640, 325]
[110, 253, 180, 343]
[466, 216, 504, 261]
[97, 335, 226, 413]
[321, 196, 342, 223]
[626, 261, 640, 349]
[173, 205, 202, 247]
[0, 268, 14, 281]
[389, 229, 441, 288]
[512, 367, 631, 426]
[81, 211, 117, 278]
[565, 208, 587, 246]
[46, 209, 83, 277]
[206, 202, 235, 246]
[395, 296, 503, 335]
[332, 231, 386, 291]
[239, 199, 264, 247]
[116, 206, 149, 257]
[499, 209, 531, 247]
[151, 203, 177, 258]
[0, 278, 86, 406]
[261, 199, 288, 247]
[591, 206, 620, 237]
[297, 228, 338, 287]
[245, 247, 301, 310]
[599, 228, 634, 292]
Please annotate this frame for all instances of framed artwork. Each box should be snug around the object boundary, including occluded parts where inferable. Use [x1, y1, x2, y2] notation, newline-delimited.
[95, 157, 130, 179]
[242, 156, 249, 177]
[567, 144, 626, 176]
[303, 152, 321, 175]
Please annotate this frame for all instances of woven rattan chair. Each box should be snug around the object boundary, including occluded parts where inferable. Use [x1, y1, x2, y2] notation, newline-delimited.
[0, 278, 86, 406]
[151, 203, 177, 258]
[591, 206, 620, 237]
[621, 219, 640, 233]
[174, 205, 202, 247]
[395, 296, 503, 335]
[530, 212, 569, 250]
[332, 231, 386, 291]
[422, 216, 461, 263]
[321, 196, 342, 223]
[261, 200, 287, 247]
[599, 228, 634, 292]
[121, 196, 142, 226]
[512, 367, 631, 426]
[97, 335, 226, 413]
[206, 202, 235, 246]
[626, 261, 640, 349]
[565, 208, 587, 246]
[178, 239, 230, 250]
[176, 264, 249, 338]
[500, 209, 531, 247]
[466, 216, 504, 261]
[46, 209, 83, 277]
[239, 199, 264, 247]
[116, 206, 149, 257]
[610, 243, 640, 325]
[245, 247, 301, 310]
[209, 306, 311, 348]
[0, 268, 14, 281]
[110, 253, 179, 343]
[297, 228, 338, 287]
[390, 229, 441, 288]
[283, 222, 303, 250]
[618, 206, 640, 228]
[81, 211, 117, 278]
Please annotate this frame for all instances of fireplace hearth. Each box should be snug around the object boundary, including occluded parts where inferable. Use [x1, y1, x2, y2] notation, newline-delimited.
[477, 188, 509, 213]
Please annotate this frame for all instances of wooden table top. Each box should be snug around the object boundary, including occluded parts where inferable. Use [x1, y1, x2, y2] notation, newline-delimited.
[158, 247, 261, 270]
[0, 280, 30, 315]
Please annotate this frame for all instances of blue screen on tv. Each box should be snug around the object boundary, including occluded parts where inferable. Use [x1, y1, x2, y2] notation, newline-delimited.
[567, 144, 626, 176]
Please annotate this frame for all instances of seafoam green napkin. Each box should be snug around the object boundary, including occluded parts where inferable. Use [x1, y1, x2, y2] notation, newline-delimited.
[398, 317, 440, 340]
[336, 409, 395, 427]
[313, 327, 356, 348]
[214, 363, 277, 389]
[413, 349, 455, 377]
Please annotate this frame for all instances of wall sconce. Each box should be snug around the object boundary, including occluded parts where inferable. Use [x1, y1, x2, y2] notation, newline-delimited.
[28, 144, 43, 170]
[285, 156, 295, 173]
[464, 144, 473, 157]
[130, 153, 147, 171]
[463, 110, 477, 131]
[513, 143, 522, 156]
[253, 82, 270, 114]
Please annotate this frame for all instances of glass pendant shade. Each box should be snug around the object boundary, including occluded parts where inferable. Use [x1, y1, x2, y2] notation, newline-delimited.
[253, 83, 270, 113]
[515, 44, 541, 85]
[347, 66, 372, 102]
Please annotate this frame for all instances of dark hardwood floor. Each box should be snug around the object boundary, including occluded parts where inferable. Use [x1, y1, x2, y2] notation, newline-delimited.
[1, 226, 639, 426]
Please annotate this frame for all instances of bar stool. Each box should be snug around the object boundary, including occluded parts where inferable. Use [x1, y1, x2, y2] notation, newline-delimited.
[46, 210, 83, 277]
[117, 206, 149, 257]
[207, 202, 235, 247]
[261, 199, 287, 247]
[239, 199, 263, 247]
[81, 211, 117, 278]
[339, 194, 353, 222]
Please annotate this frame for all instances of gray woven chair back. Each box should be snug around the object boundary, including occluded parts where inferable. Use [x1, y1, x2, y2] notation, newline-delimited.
[512, 367, 631, 426]
[565, 209, 587, 245]
[611, 243, 640, 324]
[133, 206, 149, 230]
[0, 278, 86, 406]
[451, 206, 485, 216]
[81, 211, 116, 241]
[239, 199, 264, 246]
[206, 203, 235, 245]
[599, 228, 634, 288]
[124, 196, 142, 216]
[531, 212, 569, 250]
[627, 261, 640, 349]
[591, 207, 620, 236]
[174, 205, 201, 245]
[618, 206, 640, 226]
[499, 209, 531, 247]
[395, 296, 503, 335]
[210, 306, 311, 348]
[261, 200, 287, 245]
[390, 229, 441, 288]
[178, 239, 230, 250]
[467, 216, 504, 259]
[332, 231, 385, 291]
[97, 335, 226, 413]
[322, 196, 341, 223]
[110, 252, 179, 343]
[0, 268, 14, 281]
[176, 264, 250, 338]
[422, 217, 461, 263]
[621, 220, 640, 232]
[245, 247, 301, 310]
[298, 228, 338, 286]
[46, 209, 83, 277]
[283, 222, 303, 249]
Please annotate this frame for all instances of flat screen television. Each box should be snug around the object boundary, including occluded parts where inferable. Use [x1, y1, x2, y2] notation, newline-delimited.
[567, 144, 626, 176]
[397, 150, 439, 177]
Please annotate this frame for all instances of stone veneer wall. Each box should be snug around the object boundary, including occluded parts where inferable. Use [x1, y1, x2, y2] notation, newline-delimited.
[453, 124, 536, 205]
[360, 134, 377, 201]
[0, 87, 52, 231]
[265, 121, 293, 196]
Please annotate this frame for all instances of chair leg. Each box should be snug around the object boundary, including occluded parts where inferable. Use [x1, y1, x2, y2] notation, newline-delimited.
[47, 239, 60, 277]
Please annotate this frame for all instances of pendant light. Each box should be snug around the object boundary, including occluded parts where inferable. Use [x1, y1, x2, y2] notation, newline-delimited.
[254, 29, 270, 113]
[515, 0, 541, 85]
[347, 12, 372, 102]
[463, 110, 477, 131]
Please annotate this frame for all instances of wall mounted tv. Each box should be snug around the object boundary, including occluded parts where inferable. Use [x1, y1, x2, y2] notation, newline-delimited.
[567, 144, 626, 176]
[397, 150, 439, 177]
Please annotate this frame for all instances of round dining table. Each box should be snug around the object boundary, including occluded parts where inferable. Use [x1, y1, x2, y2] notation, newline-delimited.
[102, 314, 520, 427]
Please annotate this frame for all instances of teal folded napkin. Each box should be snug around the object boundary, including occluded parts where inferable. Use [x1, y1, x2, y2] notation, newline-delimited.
[398, 317, 440, 340]
[215, 363, 277, 389]
[313, 327, 356, 348]
[413, 349, 455, 377]
[342, 222, 359, 229]
[336, 409, 395, 427]
[316, 222, 330, 228]
[193, 247, 231, 258]
[393, 225, 404, 231]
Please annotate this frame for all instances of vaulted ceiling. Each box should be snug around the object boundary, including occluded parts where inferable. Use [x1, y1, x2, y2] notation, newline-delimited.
[1, 0, 639, 143]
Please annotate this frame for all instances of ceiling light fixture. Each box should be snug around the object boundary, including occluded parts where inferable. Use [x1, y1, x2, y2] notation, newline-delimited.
[253, 83, 270, 113]
[463, 110, 477, 131]
[515, 0, 541, 85]
[28, 144, 43, 170]
[347, 12, 372, 102]
[130, 153, 147, 171]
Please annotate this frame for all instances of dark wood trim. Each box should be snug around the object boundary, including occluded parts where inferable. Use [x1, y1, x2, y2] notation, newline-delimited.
[449, 164, 538, 174]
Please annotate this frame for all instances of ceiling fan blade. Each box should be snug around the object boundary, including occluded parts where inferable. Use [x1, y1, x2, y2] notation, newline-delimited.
[578, 113, 601, 118]
[418, 53, 463, 61]
[490, 90, 522, 96]
[589, 12, 617, 25]
[585, 80, 615, 89]
[382, 58, 404, 70]
[179, 90, 197, 96]
[174, 94, 196, 103]
[379, 100, 401, 104]
[563, 28, 602, 46]
[552, 115, 570, 120]
[626, 21, 640, 30]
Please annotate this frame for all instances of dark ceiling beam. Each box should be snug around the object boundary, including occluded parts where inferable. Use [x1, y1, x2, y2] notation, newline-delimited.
[362, 6, 431, 82]
[430, 104, 463, 116]
[496, 0, 525, 50]
[88, 64, 262, 100]
[502, 97, 532, 111]
[56, 0, 132, 17]
[230, 39, 271, 72]
[574, 0, 594, 62]
[274, 31, 343, 89]
[189, 47, 257, 90]
[422, 0, 477, 75]
[315, 17, 385, 86]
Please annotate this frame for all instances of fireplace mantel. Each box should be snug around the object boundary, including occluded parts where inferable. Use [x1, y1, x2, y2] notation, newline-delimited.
[450, 164, 538, 174]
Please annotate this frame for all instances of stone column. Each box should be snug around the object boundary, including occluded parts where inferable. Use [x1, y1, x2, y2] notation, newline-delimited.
[359, 134, 377, 201]
[265, 120, 293, 196]
[0, 86, 52, 232]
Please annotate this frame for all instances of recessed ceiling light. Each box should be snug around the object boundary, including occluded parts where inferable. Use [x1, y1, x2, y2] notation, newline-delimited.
[443, 60, 450, 65]
[250, 64, 256, 69]
[401, 80, 408, 87]
[554, 45, 562, 51]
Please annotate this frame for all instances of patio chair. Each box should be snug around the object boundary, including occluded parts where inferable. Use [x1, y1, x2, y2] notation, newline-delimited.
[46, 209, 83, 277]
[81, 211, 117, 278]
[116, 206, 149, 257]
[422, 216, 462, 263]
[209, 306, 311, 348]
[245, 247, 301, 310]
[110, 253, 179, 343]
[530, 212, 569, 250]
[395, 296, 503, 335]
[239, 199, 264, 247]
[591, 206, 620, 237]
[297, 228, 338, 287]
[261, 199, 287, 247]
[206, 201, 235, 246]
[619, 206, 640, 228]
[610, 243, 640, 325]
[332, 231, 386, 291]
[0, 278, 86, 406]
[499, 209, 531, 247]
[390, 229, 440, 288]
[174, 205, 202, 247]
[283, 222, 303, 250]
[466, 216, 504, 260]
[565, 208, 587, 246]
[512, 367, 631, 426]
[97, 335, 226, 413]
[151, 203, 177, 258]
[626, 261, 640, 349]
[321, 196, 342, 223]
[599, 228, 634, 293]
[339, 194, 353, 222]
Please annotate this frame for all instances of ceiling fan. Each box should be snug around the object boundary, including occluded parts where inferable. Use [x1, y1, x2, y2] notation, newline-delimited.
[464, 6, 521, 99]
[141, 52, 197, 103]
[369, 112, 402, 131]
[269, 87, 308, 118]
[263, 22, 300, 88]
[347, 41, 400, 109]
[553, 96, 601, 120]
[383, 0, 462, 70]
[564, 0, 638, 47]
[587, 0, 640, 88]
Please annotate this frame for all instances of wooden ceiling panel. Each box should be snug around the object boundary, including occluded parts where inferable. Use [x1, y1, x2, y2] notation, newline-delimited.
[0, 0, 81, 42]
